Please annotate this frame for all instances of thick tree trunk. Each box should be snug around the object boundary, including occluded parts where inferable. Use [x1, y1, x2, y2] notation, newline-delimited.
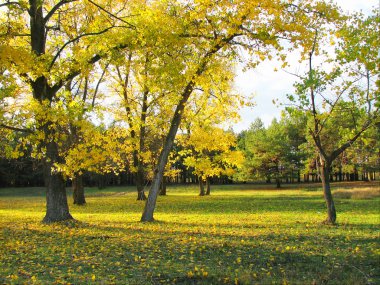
[42, 142, 73, 223]
[320, 159, 336, 224]
[205, 177, 211, 195]
[199, 177, 205, 196]
[73, 174, 86, 205]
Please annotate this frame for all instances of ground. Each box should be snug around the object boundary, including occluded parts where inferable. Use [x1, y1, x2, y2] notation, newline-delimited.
[0, 182, 379, 284]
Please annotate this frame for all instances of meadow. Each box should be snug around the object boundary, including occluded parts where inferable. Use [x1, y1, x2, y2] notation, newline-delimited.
[0, 182, 379, 284]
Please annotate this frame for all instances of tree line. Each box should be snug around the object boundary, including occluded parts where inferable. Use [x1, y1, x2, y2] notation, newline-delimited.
[0, 1, 378, 224]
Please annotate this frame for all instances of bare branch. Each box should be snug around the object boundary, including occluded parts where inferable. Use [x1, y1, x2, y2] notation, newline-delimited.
[44, 0, 77, 24]
[0, 123, 34, 134]
[92, 63, 109, 107]
[87, 0, 136, 29]
[48, 26, 120, 70]
[282, 69, 305, 80]
[0, 33, 30, 37]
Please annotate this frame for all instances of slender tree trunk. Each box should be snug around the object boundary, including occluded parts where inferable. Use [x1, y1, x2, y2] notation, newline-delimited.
[141, 82, 195, 221]
[159, 176, 167, 196]
[141, 38, 231, 222]
[199, 177, 205, 196]
[276, 178, 281, 188]
[275, 167, 281, 188]
[73, 174, 86, 205]
[136, 165, 146, 200]
[320, 159, 336, 224]
[42, 141, 73, 223]
[205, 177, 211, 195]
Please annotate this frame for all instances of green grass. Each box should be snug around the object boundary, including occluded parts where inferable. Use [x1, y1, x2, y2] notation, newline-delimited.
[0, 182, 379, 284]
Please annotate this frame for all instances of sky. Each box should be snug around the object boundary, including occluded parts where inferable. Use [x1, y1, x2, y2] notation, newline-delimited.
[233, 0, 379, 132]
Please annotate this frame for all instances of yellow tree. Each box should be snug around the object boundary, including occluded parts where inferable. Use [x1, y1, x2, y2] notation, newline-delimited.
[140, 0, 341, 222]
[180, 125, 244, 196]
[0, 0, 137, 222]
[109, 46, 175, 200]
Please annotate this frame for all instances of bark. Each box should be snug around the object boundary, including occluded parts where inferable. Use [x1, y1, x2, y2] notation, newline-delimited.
[137, 189, 146, 200]
[159, 176, 167, 196]
[42, 141, 73, 223]
[141, 80, 196, 221]
[205, 177, 211, 195]
[135, 88, 149, 200]
[72, 174, 86, 205]
[199, 177, 205, 196]
[320, 159, 336, 224]
[276, 178, 281, 189]
[29, 0, 74, 223]
[135, 163, 146, 200]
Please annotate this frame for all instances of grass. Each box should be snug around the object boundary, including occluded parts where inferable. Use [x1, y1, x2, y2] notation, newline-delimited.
[0, 182, 379, 284]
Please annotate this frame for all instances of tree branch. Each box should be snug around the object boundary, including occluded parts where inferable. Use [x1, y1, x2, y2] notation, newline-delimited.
[44, 0, 77, 24]
[330, 120, 373, 161]
[87, 0, 136, 29]
[48, 26, 120, 70]
[92, 63, 109, 107]
[0, 124, 34, 134]
[0, 1, 24, 8]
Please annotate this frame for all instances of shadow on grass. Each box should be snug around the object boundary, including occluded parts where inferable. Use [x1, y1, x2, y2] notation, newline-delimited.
[1, 219, 378, 285]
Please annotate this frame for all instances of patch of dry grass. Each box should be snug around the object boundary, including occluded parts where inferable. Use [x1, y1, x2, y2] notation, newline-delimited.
[334, 187, 380, 199]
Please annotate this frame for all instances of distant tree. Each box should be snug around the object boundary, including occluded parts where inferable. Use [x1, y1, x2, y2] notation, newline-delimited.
[239, 118, 292, 188]
[179, 125, 243, 196]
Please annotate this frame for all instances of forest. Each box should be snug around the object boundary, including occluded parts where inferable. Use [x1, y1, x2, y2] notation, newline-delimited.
[0, 1, 379, 284]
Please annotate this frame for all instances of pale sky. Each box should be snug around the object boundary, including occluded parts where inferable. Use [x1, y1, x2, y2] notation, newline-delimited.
[233, 0, 379, 132]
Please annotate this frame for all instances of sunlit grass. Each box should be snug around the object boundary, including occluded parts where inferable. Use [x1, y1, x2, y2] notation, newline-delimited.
[0, 182, 379, 284]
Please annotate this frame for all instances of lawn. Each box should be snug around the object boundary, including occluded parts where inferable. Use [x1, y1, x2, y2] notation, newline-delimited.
[0, 182, 379, 284]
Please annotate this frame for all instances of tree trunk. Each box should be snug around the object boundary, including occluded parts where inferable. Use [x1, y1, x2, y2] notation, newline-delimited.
[141, 82, 195, 221]
[72, 174, 86, 205]
[320, 159, 336, 224]
[42, 141, 73, 223]
[205, 177, 211, 195]
[135, 166, 146, 200]
[276, 178, 281, 188]
[159, 176, 167, 196]
[199, 177, 205, 196]
[141, 38, 230, 222]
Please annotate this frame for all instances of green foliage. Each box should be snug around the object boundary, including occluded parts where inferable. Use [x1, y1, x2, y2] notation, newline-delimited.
[237, 115, 307, 184]
[0, 183, 379, 284]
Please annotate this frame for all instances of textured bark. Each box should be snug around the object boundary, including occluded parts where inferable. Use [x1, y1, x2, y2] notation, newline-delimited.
[135, 166, 146, 200]
[199, 177, 205, 196]
[73, 174, 86, 205]
[320, 159, 336, 224]
[159, 176, 167, 196]
[42, 141, 73, 223]
[205, 177, 211, 195]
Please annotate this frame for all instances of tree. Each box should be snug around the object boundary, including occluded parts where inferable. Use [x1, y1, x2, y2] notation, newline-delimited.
[140, 0, 341, 221]
[287, 12, 379, 224]
[0, 0, 136, 222]
[180, 125, 243, 196]
[238, 118, 293, 188]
